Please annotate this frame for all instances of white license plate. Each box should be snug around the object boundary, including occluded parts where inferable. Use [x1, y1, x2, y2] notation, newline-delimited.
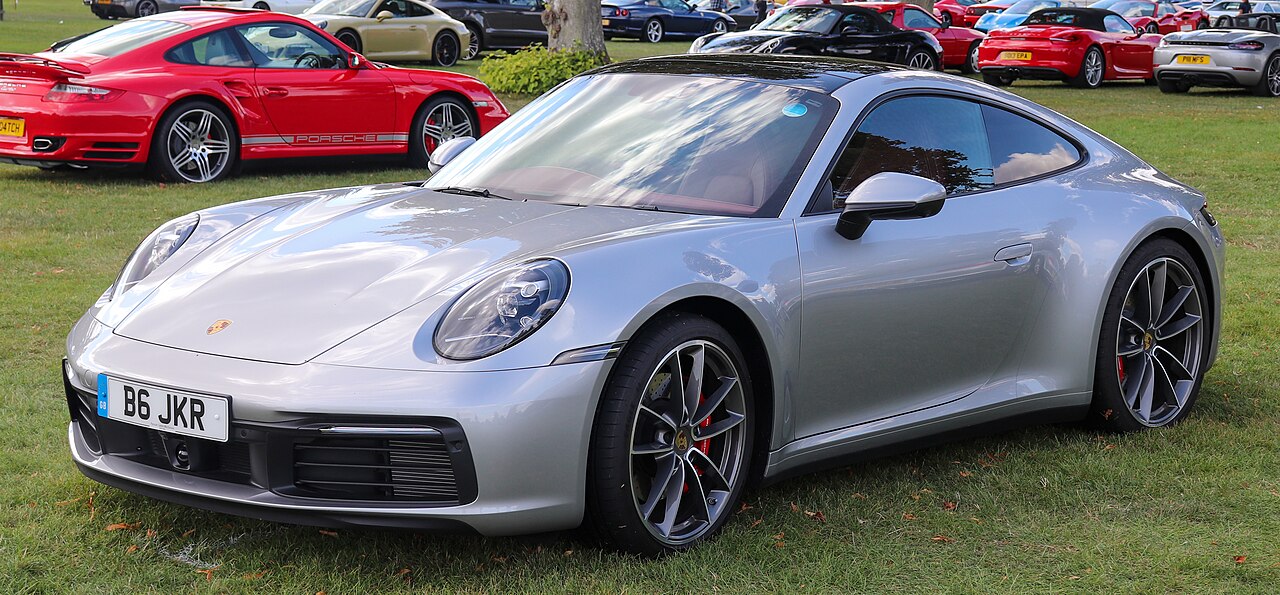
[97, 375, 229, 442]
[1180, 24, 1192, 31]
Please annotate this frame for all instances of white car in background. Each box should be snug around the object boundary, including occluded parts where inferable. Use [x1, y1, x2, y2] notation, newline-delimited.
[200, 0, 319, 14]
[1203, 0, 1280, 26]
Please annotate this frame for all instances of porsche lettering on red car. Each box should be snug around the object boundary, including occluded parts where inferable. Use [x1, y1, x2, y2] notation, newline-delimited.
[978, 7, 1162, 88]
[0, 7, 508, 183]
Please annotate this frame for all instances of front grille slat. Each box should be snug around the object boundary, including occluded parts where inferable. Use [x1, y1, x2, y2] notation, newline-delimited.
[292, 435, 460, 503]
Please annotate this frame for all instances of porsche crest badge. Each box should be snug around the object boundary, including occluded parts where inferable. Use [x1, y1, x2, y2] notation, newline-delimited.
[207, 319, 232, 335]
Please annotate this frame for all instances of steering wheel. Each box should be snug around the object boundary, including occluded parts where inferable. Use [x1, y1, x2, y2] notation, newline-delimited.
[294, 52, 322, 68]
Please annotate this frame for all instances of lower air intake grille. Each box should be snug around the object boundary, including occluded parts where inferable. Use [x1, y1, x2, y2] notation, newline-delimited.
[292, 436, 459, 503]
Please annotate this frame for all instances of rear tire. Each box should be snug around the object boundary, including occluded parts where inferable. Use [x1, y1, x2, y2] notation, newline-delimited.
[1069, 46, 1105, 88]
[1214, 16, 1232, 27]
[1089, 239, 1209, 432]
[149, 100, 238, 184]
[135, 0, 158, 17]
[982, 72, 1014, 86]
[1196, 18, 1208, 29]
[645, 19, 665, 43]
[1145, 22, 1159, 33]
[336, 30, 361, 53]
[586, 312, 754, 557]
[941, 12, 952, 27]
[409, 95, 477, 168]
[432, 31, 460, 66]
[1251, 52, 1280, 97]
[463, 23, 482, 60]
[253, 1, 269, 9]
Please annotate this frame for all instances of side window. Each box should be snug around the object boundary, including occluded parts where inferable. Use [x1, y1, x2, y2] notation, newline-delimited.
[903, 7, 941, 28]
[166, 29, 252, 67]
[981, 104, 1081, 185]
[1104, 14, 1135, 32]
[377, 0, 407, 16]
[406, 1, 430, 16]
[236, 23, 347, 69]
[841, 12, 876, 32]
[1156, 3, 1174, 15]
[660, 0, 689, 10]
[827, 96, 993, 208]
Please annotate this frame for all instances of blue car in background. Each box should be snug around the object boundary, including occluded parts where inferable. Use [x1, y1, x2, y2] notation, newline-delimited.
[974, 0, 1082, 30]
[602, 0, 736, 42]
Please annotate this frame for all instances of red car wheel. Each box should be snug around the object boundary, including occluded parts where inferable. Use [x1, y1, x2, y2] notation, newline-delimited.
[410, 96, 477, 168]
[150, 100, 238, 184]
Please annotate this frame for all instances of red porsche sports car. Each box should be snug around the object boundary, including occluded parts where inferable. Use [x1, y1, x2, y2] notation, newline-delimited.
[1091, 0, 1210, 33]
[978, 7, 1161, 88]
[0, 7, 507, 183]
[933, 0, 982, 27]
[864, 2, 987, 71]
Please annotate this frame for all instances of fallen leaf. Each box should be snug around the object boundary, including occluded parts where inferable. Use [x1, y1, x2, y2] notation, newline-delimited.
[911, 493, 922, 501]
[55, 497, 83, 506]
[125, 545, 139, 553]
[959, 471, 973, 478]
[194, 565, 220, 582]
[316, 591, 327, 595]
[1234, 555, 1247, 564]
[789, 502, 799, 512]
[774, 541, 785, 548]
[396, 568, 412, 576]
[181, 529, 196, 538]
[850, 493, 867, 500]
[1103, 444, 1116, 451]
[902, 513, 918, 521]
[931, 535, 955, 543]
[771, 531, 785, 540]
[244, 571, 268, 580]
[318, 530, 338, 537]
[145, 529, 156, 539]
[737, 502, 753, 513]
[564, 549, 573, 557]
[804, 510, 826, 523]
[1068, 576, 1081, 580]
[749, 519, 763, 528]
[943, 501, 957, 511]
[491, 556, 507, 564]
[104, 522, 139, 532]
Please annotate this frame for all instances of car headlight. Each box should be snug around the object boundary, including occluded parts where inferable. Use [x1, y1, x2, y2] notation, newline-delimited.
[434, 259, 570, 360]
[690, 34, 712, 52]
[314, 20, 329, 29]
[755, 38, 783, 53]
[109, 214, 198, 301]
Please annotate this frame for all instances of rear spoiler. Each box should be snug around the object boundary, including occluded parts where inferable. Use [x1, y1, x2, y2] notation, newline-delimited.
[0, 53, 92, 80]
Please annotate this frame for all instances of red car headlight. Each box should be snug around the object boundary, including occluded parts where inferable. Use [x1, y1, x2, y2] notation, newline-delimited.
[43, 83, 123, 103]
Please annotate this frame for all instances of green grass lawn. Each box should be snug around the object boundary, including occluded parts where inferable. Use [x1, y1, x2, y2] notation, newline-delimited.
[2, 1, 1279, 592]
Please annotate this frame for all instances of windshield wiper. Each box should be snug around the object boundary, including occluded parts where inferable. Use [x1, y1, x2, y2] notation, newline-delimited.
[431, 186, 517, 201]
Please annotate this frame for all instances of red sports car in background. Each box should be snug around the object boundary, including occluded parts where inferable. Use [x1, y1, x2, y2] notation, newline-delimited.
[963, 0, 1016, 27]
[1091, 0, 1210, 33]
[933, 0, 983, 27]
[978, 7, 1161, 88]
[864, 2, 987, 71]
[0, 7, 507, 183]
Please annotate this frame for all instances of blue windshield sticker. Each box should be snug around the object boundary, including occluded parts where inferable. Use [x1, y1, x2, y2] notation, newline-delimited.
[782, 103, 808, 118]
[97, 373, 108, 417]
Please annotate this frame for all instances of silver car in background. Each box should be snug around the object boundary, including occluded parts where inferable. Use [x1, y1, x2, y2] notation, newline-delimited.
[1155, 19, 1280, 95]
[65, 55, 1224, 556]
[85, 0, 199, 19]
[1203, 0, 1280, 27]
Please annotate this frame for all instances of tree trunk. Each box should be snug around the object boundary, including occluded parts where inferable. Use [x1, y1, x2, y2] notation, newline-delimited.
[903, 0, 935, 12]
[541, 0, 609, 62]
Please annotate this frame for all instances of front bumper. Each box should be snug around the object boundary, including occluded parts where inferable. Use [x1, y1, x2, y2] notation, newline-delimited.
[65, 315, 613, 536]
[0, 89, 161, 168]
[1154, 47, 1267, 87]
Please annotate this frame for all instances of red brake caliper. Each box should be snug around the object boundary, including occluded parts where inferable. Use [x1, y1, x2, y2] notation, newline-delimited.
[682, 394, 712, 494]
[1117, 356, 1126, 383]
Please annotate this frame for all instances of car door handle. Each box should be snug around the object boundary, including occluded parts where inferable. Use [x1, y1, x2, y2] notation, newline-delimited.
[994, 243, 1033, 264]
[263, 87, 289, 97]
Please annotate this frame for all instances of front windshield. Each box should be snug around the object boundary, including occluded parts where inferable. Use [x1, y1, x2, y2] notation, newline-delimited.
[1091, 0, 1154, 16]
[426, 74, 837, 217]
[757, 7, 841, 33]
[51, 19, 190, 56]
[1005, 0, 1057, 13]
[305, 0, 376, 16]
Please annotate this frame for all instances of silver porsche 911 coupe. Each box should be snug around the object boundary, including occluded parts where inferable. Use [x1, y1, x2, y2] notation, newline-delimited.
[65, 55, 1224, 556]
[1154, 17, 1280, 95]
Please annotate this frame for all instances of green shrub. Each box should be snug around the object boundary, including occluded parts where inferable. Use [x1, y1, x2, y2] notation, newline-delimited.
[479, 44, 607, 95]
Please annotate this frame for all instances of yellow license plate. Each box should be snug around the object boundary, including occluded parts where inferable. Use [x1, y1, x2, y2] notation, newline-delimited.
[602, 18, 611, 26]
[1176, 55, 1210, 65]
[0, 117, 24, 138]
[96, 0, 111, 4]
[999, 51, 1032, 61]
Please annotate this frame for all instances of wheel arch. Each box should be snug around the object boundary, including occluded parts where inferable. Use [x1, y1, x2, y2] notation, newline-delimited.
[148, 93, 244, 162]
[626, 295, 777, 487]
[416, 90, 480, 132]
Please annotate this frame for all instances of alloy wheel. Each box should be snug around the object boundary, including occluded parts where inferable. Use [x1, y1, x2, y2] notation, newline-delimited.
[422, 102, 473, 153]
[713, 20, 727, 34]
[1115, 257, 1204, 427]
[646, 20, 664, 43]
[1267, 56, 1280, 96]
[137, 0, 157, 16]
[435, 34, 459, 66]
[628, 340, 747, 545]
[908, 51, 934, 70]
[968, 44, 980, 73]
[1085, 50, 1103, 87]
[166, 109, 231, 183]
[464, 27, 481, 60]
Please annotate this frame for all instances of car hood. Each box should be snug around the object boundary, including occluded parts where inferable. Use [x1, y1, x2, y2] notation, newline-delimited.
[112, 184, 692, 365]
[693, 29, 801, 52]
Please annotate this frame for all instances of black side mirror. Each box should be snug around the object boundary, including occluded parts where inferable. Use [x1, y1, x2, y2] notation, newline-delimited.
[835, 172, 946, 240]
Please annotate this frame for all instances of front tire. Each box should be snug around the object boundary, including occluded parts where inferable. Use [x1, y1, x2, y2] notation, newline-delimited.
[1090, 239, 1209, 432]
[587, 313, 754, 557]
[135, 0, 158, 17]
[645, 18, 665, 43]
[408, 95, 477, 168]
[432, 31, 460, 66]
[906, 48, 936, 70]
[941, 12, 952, 27]
[712, 19, 729, 34]
[1252, 52, 1280, 97]
[336, 29, 362, 53]
[1215, 16, 1233, 27]
[961, 41, 981, 74]
[1069, 46, 1105, 88]
[149, 100, 237, 184]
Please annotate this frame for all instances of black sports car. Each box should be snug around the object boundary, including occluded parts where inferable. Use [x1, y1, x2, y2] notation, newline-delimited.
[689, 4, 946, 70]
[603, 0, 737, 43]
[425, 0, 548, 60]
